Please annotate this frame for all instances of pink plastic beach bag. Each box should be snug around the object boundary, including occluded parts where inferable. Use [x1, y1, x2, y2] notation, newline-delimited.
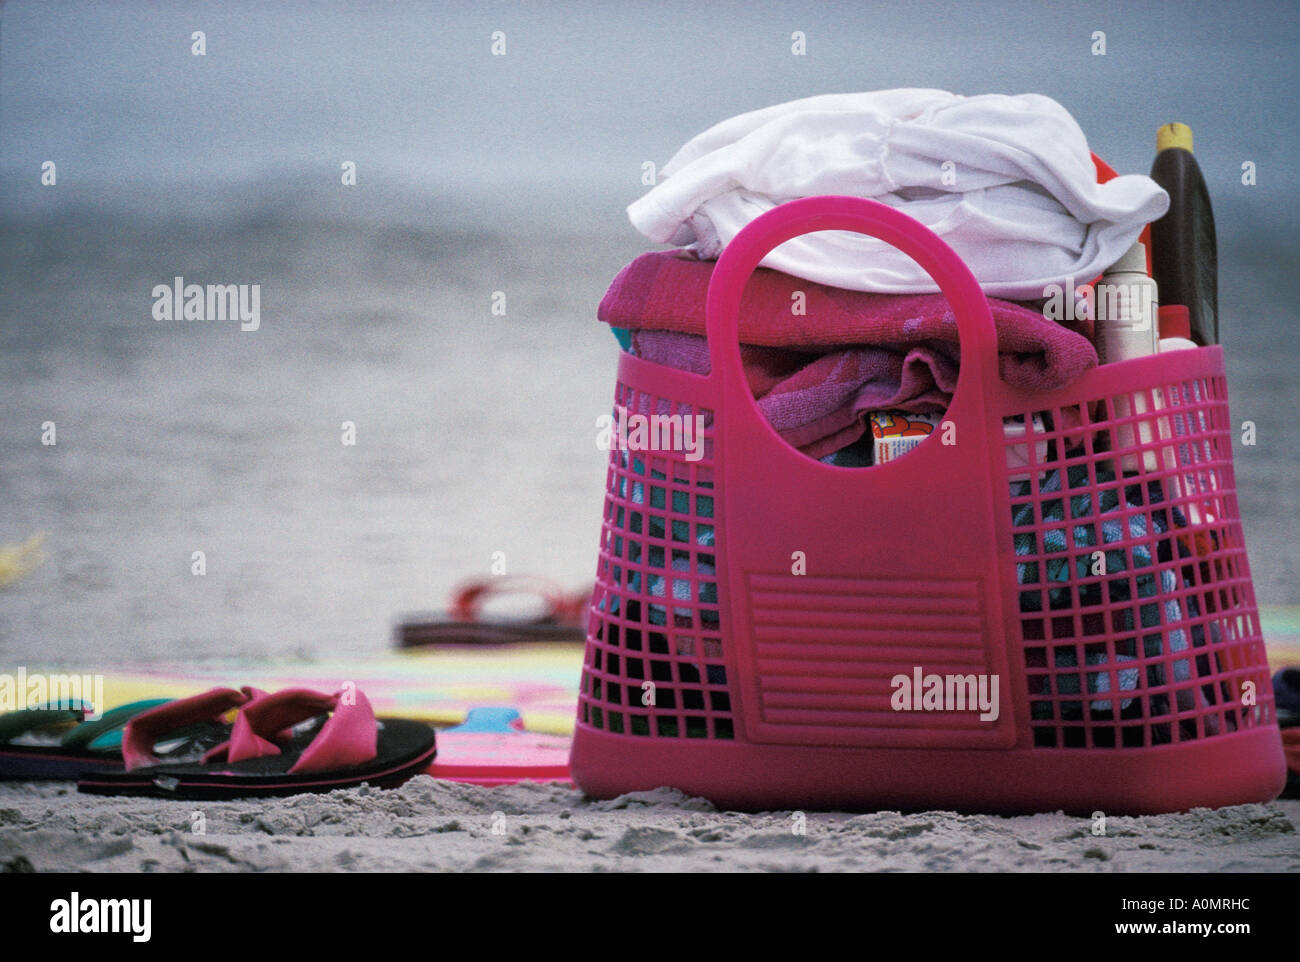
[570, 195, 1285, 813]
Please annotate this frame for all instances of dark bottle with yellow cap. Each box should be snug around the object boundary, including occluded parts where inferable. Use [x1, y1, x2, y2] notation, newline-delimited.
[1149, 123, 1218, 346]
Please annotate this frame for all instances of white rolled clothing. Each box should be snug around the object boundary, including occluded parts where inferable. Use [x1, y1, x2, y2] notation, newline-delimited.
[627, 90, 1170, 298]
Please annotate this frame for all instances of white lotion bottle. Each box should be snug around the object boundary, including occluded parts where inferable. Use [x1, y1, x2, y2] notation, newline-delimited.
[1095, 242, 1159, 472]
[1154, 303, 1206, 522]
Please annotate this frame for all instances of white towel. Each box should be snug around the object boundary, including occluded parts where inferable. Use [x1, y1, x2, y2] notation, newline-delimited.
[628, 90, 1169, 298]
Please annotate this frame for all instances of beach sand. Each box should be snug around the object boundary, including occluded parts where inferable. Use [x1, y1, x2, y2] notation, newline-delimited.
[0, 780, 1295, 873]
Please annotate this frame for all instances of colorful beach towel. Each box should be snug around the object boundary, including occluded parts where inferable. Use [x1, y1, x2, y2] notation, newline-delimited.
[18, 644, 583, 736]
[10, 608, 1297, 749]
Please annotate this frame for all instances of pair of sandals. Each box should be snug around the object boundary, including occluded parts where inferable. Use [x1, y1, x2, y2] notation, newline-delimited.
[1, 686, 436, 799]
[3, 574, 587, 794]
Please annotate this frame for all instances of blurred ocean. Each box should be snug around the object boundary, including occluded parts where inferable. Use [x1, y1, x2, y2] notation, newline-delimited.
[1, 207, 1295, 666]
[0, 213, 647, 662]
[0, 0, 1296, 664]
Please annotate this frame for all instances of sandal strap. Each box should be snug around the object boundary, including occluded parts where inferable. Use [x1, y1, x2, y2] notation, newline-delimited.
[290, 689, 377, 774]
[450, 575, 590, 627]
[60, 699, 171, 750]
[553, 585, 594, 626]
[204, 687, 378, 775]
[123, 687, 258, 771]
[0, 704, 89, 744]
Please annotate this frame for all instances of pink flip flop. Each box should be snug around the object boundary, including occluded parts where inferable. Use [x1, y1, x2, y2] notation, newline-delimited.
[78, 685, 436, 799]
[396, 575, 591, 648]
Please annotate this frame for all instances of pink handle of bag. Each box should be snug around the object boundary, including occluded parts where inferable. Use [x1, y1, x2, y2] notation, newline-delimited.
[704, 195, 1002, 450]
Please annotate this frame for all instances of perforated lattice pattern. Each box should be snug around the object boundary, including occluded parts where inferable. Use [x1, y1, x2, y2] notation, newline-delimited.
[579, 380, 734, 739]
[1004, 371, 1273, 748]
[583, 356, 1270, 753]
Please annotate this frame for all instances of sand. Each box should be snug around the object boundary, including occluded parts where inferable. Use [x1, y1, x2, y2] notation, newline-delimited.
[0, 780, 1295, 873]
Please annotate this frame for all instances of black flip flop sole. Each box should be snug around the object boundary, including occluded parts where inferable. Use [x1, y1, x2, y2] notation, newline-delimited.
[77, 719, 437, 799]
[0, 748, 125, 781]
[1, 723, 231, 781]
[396, 619, 584, 648]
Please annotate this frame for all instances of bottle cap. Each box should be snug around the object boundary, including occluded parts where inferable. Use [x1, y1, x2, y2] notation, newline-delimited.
[1157, 123, 1194, 153]
[1107, 241, 1148, 276]
[1159, 304, 1191, 340]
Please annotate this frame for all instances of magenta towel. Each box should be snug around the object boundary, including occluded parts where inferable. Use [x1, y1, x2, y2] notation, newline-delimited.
[600, 250, 1097, 392]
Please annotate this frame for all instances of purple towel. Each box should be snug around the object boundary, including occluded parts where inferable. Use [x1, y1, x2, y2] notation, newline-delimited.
[631, 330, 962, 459]
[608, 250, 1100, 460]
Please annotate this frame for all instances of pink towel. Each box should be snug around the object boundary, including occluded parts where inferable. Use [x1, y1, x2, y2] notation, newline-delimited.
[600, 250, 1097, 392]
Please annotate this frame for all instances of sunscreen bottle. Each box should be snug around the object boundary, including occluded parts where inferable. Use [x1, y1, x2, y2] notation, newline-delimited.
[1153, 304, 1208, 532]
[1149, 123, 1218, 346]
[1096, 241, 1159, 364]
[1096, 242, 1159, 472]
